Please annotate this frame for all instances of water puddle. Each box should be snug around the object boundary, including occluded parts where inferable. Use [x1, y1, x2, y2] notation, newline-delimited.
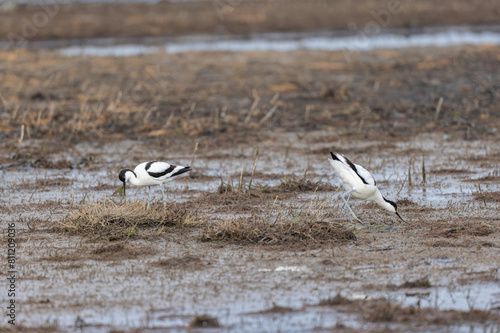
[59, 44, 161, 57]
[2, 133, 498, 332]
[340, 283, 500, 312]
[398, 283, 500, 311]
[55, 26, 500, 57]
[258, 265, 311, 273]
[38, 282, 499, 332]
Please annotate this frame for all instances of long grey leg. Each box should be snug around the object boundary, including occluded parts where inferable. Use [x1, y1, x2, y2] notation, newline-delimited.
[340, 191, 354, 223]
[146, 186, 152, 209]
[160, 184, 167, 207]
[340, 189, 365, 224]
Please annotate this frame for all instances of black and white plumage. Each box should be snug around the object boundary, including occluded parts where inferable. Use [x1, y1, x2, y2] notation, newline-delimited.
[119, 161, 191, 208]
[329, 152, 405, 224]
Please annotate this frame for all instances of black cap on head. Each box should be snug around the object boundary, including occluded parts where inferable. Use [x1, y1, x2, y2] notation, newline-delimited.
[118, 169, 128, 197]
[118, 169, 127, 183]
[384, 197, 406, 223]
[385, 198, 397, 211]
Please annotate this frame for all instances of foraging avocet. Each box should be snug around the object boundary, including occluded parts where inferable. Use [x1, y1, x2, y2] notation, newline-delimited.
[329, 152, 405, 224]
[119, 161, 191, 208]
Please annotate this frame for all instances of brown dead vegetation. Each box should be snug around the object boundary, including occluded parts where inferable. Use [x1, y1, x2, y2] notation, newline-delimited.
[54, 183, 354, 247]
[201, 214, 355, 246]
[56, 199, 204, 241]
[1, 44, 500, 155]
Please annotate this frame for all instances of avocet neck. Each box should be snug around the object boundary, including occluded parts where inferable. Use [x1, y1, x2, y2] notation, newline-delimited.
[377, 194, 396, 213]
[126, 170, 142, 186]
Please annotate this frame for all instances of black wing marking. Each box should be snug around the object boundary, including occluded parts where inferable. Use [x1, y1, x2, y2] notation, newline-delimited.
[342, 155, 369, 185]
[330, 152, 341, 162]
[147, 162, 176, 178]
[170, 167, 192, 177]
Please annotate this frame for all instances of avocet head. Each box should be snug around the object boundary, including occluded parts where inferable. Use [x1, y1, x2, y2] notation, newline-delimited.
[383, 198, 406, 223]
[118, 169, 133, 196]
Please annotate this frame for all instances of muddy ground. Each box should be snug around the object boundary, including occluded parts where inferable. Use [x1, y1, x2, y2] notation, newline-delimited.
[0, 23, 500, 333]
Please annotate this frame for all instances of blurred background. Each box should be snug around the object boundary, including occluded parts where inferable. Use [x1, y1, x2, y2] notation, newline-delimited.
[0, 0, 499, 144]
[1, 0, 500, 42]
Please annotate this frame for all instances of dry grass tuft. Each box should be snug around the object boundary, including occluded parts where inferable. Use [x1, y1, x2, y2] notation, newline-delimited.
[55, 191, 353, 247]
[56, 199, 204, 240]
[202, 211, 355, 246]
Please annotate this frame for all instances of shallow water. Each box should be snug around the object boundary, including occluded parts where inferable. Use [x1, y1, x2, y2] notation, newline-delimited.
[1, 132, 499, 332]
[15, 259, 500, 332]
[56, 26, 500, 57]
[1, 132, 497, 209]
[399, 283, 500, 312]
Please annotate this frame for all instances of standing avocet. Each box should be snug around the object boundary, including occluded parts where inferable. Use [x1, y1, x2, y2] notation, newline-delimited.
[119, 161, 191, 208]
[329, 152, 405, 224]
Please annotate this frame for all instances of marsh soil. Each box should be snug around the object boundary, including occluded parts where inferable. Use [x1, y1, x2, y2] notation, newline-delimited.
[0, 41, 499, 332]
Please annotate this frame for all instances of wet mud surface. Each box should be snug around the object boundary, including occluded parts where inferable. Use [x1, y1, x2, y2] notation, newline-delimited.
[0, 42, 499, 332]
